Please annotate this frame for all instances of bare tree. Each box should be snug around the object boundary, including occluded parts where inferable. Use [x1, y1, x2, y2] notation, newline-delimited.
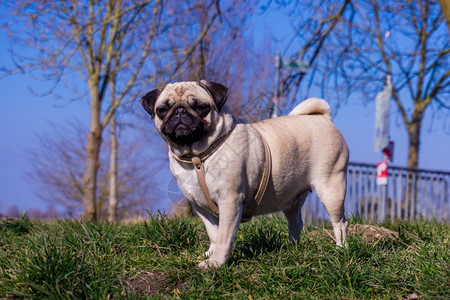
[25, 121, 160, 220]
[264, 0, 353, 114]
[336, 0, 449, 168]
[108, 111, 119, 222]
[3, 0, 222, 220]
[276, 0, 448, 168]
[173, 0, 274, 121]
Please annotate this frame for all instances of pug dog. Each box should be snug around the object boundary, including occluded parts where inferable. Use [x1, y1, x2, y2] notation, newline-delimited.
[140, 80, 349, 269]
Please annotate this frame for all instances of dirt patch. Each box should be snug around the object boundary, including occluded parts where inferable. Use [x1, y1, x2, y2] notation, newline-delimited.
[317, 224, 399, 245]
[122, 270, 183, 296]
[348, 224, 399, 244]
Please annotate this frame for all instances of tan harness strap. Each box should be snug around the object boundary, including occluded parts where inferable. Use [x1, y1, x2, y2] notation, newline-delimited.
[172, 125, 271, 222]
[241, 125, 272, 221]
[191, 156, 219, 216]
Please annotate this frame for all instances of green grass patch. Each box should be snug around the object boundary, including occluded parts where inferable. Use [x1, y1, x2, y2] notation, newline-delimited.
[0, 215, 448, 299]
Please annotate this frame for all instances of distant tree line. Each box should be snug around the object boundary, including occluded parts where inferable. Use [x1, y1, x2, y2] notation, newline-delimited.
[0, 204, 63, 220]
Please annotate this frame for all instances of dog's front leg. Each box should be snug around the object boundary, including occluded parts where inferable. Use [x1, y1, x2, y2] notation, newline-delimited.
[195, 206, 218, 258]
[198, 198, 243, 269]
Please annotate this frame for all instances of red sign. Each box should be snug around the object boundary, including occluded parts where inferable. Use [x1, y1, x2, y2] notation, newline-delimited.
[377, 161, 388, 185]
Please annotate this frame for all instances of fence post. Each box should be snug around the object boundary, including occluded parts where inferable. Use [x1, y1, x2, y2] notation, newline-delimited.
[376, 161, 388, 222]
[379, 184, 387, 222]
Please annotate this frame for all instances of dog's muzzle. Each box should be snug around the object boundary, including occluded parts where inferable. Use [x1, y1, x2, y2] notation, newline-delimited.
[162, 105, 207, 146]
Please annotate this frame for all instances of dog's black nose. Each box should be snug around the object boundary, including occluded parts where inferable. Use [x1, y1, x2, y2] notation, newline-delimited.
[175, 107, 187, 116]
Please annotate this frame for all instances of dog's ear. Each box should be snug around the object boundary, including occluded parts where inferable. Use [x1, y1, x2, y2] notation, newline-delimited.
[140, 85, 166, 119]
[198, 80, 229, 111]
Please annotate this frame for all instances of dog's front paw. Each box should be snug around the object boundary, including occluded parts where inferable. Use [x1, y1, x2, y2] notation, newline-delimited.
[198, 259, 221, 269]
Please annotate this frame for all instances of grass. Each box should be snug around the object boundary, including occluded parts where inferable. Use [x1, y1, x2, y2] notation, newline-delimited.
[0, 214, 448, 299]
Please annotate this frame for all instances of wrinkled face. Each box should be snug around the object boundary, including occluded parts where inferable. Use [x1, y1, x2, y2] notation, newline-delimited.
[156, 83, 212, 145]
[140, 81, 229, 146]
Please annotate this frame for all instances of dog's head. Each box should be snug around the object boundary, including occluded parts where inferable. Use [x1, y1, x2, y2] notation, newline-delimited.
[140, 80, 229, 146]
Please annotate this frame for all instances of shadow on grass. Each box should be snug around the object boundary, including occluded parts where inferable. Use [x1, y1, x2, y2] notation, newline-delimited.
[142, 212, 202, 253]
[229, 217, 290, 264]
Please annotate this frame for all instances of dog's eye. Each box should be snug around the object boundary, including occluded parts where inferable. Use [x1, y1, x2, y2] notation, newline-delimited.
[194, 103, 210, 118]
[156, 106, 169, 118]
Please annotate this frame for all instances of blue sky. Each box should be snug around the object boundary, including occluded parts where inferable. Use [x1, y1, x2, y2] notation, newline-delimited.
[0, 7, 449, 214]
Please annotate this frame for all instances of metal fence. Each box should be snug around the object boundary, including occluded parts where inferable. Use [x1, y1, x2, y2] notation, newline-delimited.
[303, 162, 450, 223]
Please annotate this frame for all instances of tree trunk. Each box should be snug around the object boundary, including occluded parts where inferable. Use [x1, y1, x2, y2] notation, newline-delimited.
[405, 109, 423, 218]
[406, 110, 424, 169]
[108, 112, 118, 222]
[439, 0, 450, 30]
[82, 85, 102, 221]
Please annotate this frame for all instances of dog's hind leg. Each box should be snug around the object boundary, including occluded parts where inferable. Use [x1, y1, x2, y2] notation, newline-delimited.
[283, 193, 307, 244]
[314, 175, 348, 247]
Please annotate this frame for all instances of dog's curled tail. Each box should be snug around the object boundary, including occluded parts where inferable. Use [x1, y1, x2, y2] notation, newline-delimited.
[288, 98, 331, 121]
